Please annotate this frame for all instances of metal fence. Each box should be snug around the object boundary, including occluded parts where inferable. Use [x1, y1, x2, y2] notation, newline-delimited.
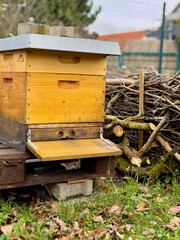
[88, 0, 180, 77]
[0, 0, 180, 76]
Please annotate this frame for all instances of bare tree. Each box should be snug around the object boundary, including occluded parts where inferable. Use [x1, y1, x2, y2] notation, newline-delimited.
[0, 0, 46, 37]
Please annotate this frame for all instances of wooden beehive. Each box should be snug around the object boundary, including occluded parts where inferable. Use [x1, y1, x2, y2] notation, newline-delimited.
[0, 34, 121, 160]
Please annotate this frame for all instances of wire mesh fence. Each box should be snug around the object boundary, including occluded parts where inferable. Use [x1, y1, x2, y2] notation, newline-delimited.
[88, 0, 180, 77]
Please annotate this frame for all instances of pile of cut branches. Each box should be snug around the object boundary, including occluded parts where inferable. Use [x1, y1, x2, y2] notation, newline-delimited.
[104, 69, 180, 169]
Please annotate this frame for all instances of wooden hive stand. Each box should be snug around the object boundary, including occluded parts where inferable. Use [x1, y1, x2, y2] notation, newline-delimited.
[0, 141, 117, 190]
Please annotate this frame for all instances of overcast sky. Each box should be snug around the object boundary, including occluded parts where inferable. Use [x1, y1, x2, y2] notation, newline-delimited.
[88, 0, 180, 35]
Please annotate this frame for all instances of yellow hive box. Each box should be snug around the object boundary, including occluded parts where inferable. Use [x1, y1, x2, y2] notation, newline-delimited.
[0, 34, 121, 160]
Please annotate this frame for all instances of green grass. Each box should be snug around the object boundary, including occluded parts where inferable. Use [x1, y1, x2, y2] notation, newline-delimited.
[0, 177, 180, 239]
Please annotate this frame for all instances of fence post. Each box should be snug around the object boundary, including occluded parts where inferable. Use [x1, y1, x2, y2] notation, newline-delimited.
[158, 2, 166, 74]
[176, 52, 180, 72]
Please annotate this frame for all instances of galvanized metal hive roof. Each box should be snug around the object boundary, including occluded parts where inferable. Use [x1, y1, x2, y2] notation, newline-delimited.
[0, 34, 121, 55]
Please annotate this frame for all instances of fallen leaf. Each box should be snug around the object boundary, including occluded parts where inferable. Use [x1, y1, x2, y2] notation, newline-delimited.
[92, 216, 104, 223]
[169, 206, 180, 214]
[10, 234, 22, 240]
[125, 224, 134, 232]
[1, 225, 13, 235]
[128, 237, 133, 240]
[162, 217, 180, 232]
[87, 229, 106, 238]
[109, 205, 121, 215]
[44, 221, 59, 229]
[97, 209, 104, 216]
[113, 216, 123, 226]
[142, 228, 156, 237]
[34, 207, 42, 216]
[115, 231, 124, 239]
[54, 218, 71, 233]
[105, 187, 110, 194]
[73, 221, 79, 231]
[8, 210, 18, 218]
[98, 230, 107, 238]
[54, 229, 61, 236]
[58, 237, 71, 240]
[51, 203, 61, 213]
[79, 217, 87, 227]
[136, 203, 151, 212]
[105, 232, 111, 240]
[54, 218, 66, 228]
[20, 222, 26, 235]
[139, 186, 148, 194]
[96, 177, 106, 188]
[106, 224, 118, 233]
[73, 221, 80, 236]
[166, 184, 173, 189]
[83, 208, 90, 215]
[10, 217, 18, 224]
[26, 222, 36, 232]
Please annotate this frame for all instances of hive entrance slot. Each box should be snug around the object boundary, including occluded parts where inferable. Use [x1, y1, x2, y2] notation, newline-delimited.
[3, 78, 13, 87]
[58, 80, 79, 89]
[58, 55, 80, 64]
[3, 54, 13, 61]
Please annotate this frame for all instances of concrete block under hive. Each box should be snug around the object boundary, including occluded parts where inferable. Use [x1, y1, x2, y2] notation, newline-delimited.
[0, 34, 121, 161]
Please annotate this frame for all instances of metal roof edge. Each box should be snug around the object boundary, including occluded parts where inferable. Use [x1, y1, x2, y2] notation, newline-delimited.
[0, 34, 121, 56]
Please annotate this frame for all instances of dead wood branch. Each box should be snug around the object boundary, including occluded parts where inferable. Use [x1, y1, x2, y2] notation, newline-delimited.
[106, 78, 138, 85]
[105, 115, 154, 131]
[163, 95, 180, 112]
[119, 133, 142, 167]
[104, 125, 124, 138]
[105, 70, 180, 160]
[137, 113, 169, 158]
[155, 134, 180, 162]
[105, 92, 122, 115]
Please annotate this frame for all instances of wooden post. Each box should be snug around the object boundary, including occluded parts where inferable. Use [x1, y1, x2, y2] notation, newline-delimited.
[138, 68, 144, 150]
[165, 69, 170, 77]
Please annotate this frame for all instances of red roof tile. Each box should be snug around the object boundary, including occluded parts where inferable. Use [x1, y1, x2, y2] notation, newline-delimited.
[98, 30, 147, 51]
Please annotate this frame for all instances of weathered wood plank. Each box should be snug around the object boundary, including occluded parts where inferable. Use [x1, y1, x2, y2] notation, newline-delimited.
[28, 123, 102, 128]
[27, 138, 121, 161]
[0, 159, 25, 185]
[0, 169, 104, 190]
[0, 119, 27, 151]
[0, 144, 11, 149]
[30, 126, 100, 141]
[0, 148, 33, 160]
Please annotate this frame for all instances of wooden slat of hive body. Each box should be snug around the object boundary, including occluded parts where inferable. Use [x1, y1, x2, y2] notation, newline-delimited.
[0, 50, 27, 72]
[0, 72, 26, 123]
[27, 50, 106, 75]
[26, 73, 105, 124]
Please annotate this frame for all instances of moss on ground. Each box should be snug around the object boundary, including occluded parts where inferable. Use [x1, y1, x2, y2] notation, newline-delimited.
[115, 153, 180, 180]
